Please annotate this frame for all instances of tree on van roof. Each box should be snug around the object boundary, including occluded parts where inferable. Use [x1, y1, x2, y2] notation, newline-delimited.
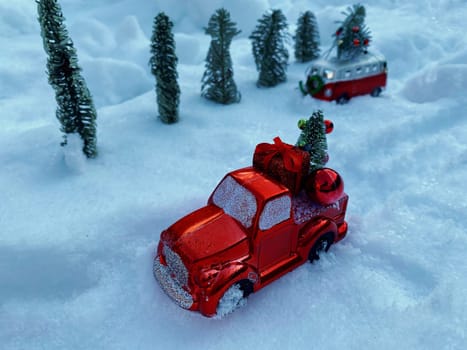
[333, 3, 371, 61]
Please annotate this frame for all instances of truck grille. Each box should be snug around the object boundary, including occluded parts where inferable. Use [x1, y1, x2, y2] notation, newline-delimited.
[153, 246, 193, 310]
[163, 244, 189, 287]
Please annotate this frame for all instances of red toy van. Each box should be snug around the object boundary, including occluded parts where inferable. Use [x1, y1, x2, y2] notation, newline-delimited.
[300, 52, 387, 104]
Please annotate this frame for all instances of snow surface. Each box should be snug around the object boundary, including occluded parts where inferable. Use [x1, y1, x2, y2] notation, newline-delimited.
[1, 0, 467, 349]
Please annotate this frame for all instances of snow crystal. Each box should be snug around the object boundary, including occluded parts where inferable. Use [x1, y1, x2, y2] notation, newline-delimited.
[70, 18, 116, 56]
[402, 63, 467, 103]
[82, 57, 152, 107]
[174, 33, 203, 64]
[212, 176, 257, 228]
[215, 283, 247, 319]
[62, 133, 86, 173]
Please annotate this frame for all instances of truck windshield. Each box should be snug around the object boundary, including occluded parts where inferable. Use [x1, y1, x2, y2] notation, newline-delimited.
[212, 175, 257, 228]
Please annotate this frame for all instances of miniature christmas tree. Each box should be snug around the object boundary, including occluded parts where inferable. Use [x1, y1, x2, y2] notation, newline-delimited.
[296, 110, 328, 171]
[294, 11, 320, 63]
[250, 9, 289, 87]
[333, 3, 371, 61]
[149, 12, 180, 123]
[37, 0, 98, 158]
[201, 8, 241, 104]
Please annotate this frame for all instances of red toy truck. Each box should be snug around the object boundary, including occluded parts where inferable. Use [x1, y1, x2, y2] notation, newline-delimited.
[299, 52, 387, 104]
[154, 166, 349, 318]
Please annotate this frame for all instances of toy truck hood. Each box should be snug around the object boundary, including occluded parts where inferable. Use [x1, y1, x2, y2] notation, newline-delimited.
[161, 204, 248, 263]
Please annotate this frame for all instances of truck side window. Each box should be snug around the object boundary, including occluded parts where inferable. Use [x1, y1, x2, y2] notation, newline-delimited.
[259, 195, 291, 230]
[344, 70, 352, 78]
[356, 67, 362, 75]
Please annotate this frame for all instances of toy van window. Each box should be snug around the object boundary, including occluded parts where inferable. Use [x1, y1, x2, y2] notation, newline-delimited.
[344, 70, 352, 78]
[259, 195, 291, 230]
[365, 66, 371, 73]
[356, 67, 362, 75]
[212, 175, 257, 228]
[372, 64, 378, 72]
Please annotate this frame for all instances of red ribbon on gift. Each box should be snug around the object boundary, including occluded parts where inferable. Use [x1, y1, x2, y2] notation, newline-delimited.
[256, 137, 304, 172]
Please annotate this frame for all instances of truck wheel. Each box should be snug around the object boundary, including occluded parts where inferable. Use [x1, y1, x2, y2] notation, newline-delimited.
[371, 87, 382, 97]
[336, 94, 350, 104]
[216, 280, 253, 318]
[308, 233, 334, 263]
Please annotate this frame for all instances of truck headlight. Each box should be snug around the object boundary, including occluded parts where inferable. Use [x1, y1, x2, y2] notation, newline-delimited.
[323, 69, 335, 80]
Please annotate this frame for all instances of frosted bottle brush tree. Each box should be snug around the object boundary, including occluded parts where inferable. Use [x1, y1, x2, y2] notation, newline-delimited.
[201, 8, 241, 104]
[250, 9, 289, 87]
[333, 3, 371, 61]
[294, 11, 320, 63]
[296, 110, 328, 171]
[37, 0, 97, 158]
[149, 12, 180, 124]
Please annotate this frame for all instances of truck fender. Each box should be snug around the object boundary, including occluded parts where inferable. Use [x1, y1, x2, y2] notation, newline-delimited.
[199, 263, 253, 317]
[207, 261, 249, 295]
[298, 217, 338, 250]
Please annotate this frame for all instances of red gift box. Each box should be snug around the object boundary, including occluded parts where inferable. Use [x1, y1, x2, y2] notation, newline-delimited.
[253, 137, 310, 195]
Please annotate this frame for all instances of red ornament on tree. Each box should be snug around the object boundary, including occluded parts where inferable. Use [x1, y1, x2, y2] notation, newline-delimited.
[353, 38, 360, 46]
[335, 27, 343, 36]
[324, 120, 334, 134]
[305, 168, 344, 205]
[363, 38, 369, 46]
[352, 25, 360, 33]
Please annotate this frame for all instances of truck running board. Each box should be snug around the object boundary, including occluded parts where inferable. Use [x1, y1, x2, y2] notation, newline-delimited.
[259, 254, 302, 284]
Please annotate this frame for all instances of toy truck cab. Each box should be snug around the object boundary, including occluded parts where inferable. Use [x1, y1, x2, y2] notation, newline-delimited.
[300, 51, 387, 103]
[154, 166, 348, 318]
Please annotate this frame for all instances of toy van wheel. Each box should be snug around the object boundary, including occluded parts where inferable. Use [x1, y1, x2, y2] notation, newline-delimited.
[336, 94, 350, 104]
[371, 87, 382, 97]
[308, 232, 334, 263]
[216, 280, 253, 318]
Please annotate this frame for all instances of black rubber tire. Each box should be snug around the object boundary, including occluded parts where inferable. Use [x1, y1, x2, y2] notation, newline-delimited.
[371, 87, 382, 97]
[308, 232, 334, 263]
[336, 94, 350, 104]
[238, 279, 254, 298]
